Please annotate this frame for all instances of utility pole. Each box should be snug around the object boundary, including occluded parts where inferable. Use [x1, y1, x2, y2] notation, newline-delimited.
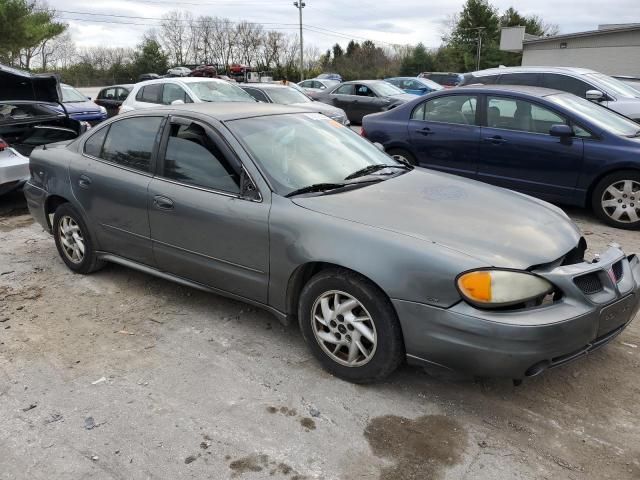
[293, 1, 306, 81]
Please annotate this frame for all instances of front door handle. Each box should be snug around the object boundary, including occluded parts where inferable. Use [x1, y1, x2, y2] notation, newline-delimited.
[483, 135, 506, 145]
[78, 174, 92, 189]
[415, 127, 434, 136]
[153, 195, 174, 210]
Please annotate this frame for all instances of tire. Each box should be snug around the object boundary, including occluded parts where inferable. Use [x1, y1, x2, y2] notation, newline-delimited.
[591, 170, 640, 230]
[298, 268, 404, 383]
[52, 203, 105, 274]
[386, 148, 417, 166]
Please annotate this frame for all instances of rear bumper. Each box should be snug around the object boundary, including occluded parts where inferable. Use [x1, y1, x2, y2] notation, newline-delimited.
[394, 248, 640, 378]
[23, 181, 50, 231]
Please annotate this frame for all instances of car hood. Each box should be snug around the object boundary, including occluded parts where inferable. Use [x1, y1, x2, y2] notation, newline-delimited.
[0, 64, 61, 103]
[291, 169, 581, 269]
[289, 101, 344, 116]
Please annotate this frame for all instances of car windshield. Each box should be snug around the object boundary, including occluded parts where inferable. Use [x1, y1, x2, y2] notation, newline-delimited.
[373, 82, 405, 97]
[267, 87, 312, 104]
[61, 85, 88, 103]
[585, 73, 640, 99]
[228, 113, 405, 195]
[547, 93, 640, 137]
[188, 81, 256, 102]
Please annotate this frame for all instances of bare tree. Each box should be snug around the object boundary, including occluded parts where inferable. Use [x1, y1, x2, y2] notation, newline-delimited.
[160, 10, 192, 66]
[235, 21, 264, 67]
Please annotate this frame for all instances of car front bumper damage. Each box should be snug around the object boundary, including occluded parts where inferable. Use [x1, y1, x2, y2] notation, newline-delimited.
[394, 246, 640, 379]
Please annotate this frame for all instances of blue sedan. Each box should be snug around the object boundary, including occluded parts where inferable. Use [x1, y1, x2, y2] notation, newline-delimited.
[385, 76, 443, 95]
[52, 84, 107, 125]
[362, 85, 640, 229]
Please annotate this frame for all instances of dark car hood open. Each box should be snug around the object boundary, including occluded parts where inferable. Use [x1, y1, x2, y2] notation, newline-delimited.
[0, 64, 61, 103]
[292, 169, 581, 269]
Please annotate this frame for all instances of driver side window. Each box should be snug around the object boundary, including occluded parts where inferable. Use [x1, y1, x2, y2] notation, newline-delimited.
[355, 85, 376, 97]
[162, 121, 240, 194]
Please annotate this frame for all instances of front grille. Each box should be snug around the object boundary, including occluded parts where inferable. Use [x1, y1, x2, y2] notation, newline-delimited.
[612, 261, 624, 282]
[574, 273, 603, 295]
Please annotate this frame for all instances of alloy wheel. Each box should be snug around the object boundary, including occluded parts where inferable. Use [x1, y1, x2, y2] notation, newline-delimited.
[58, 216, 85, 264]
[311, 290, 377, 367]
[601, 179, 640, 224]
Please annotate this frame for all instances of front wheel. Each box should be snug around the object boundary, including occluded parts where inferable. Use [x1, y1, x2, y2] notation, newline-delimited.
[298, 269, 404, 383]
[592, 171, 640, 229]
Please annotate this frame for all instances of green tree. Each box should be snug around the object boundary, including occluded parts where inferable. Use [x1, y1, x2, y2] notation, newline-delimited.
[132, 37, 169, 75]
[449, 0, 501, 71]
[399, 43, 435, 76]
[332, 43, 344, 60]
[345, 40, 360, 57]
[0, 0, 66, 68]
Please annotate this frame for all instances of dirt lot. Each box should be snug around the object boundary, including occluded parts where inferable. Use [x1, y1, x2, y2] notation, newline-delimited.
[1, 190, 639, 480]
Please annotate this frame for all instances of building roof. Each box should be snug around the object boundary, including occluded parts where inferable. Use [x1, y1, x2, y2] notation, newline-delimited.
[524, 24, 640, 45]
[470, 66, 598, 76]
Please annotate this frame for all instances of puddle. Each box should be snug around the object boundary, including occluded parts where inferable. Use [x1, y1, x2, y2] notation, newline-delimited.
[364, 414, 467, 480]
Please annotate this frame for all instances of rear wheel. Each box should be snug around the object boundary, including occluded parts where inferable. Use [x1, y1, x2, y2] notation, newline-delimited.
[298, 269, 404, 383]
[53, 203, 105, 274]
[386, 148, 417, 166]
[592, 171, 640, 229]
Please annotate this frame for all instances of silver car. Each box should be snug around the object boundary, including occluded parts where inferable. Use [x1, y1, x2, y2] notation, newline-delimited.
[23, 103, 640, 383]
[461, 67, 640, 122]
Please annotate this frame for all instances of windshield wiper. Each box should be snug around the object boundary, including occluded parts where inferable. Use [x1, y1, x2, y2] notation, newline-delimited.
[285, 182, 348, 198]
[344, 163, 411, 180]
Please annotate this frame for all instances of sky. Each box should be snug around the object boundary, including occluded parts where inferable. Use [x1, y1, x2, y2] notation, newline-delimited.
[53, 0, 638, 50]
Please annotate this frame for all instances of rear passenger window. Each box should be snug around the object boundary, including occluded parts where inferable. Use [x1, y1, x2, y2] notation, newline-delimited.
[101, 117, 163, 172]
[136, 84, 162, 104]
[84, 127, 108, 157]
[539, 74, 592, 98]
[162, 122, 240, 193]
[418, 95, 477, 125]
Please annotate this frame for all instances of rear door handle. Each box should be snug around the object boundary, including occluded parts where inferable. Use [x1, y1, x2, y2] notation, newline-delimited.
[78, 174, 92, 189]
[415, 127, 434, 135]
[153, 195, 174, 210]
[483, 135, 506, 145]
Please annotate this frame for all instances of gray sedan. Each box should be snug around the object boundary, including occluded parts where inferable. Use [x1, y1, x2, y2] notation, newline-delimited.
[24, 103, 640, 383]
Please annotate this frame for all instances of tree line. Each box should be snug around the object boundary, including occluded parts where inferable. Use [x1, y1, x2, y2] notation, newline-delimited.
[0, 0, 558, 86]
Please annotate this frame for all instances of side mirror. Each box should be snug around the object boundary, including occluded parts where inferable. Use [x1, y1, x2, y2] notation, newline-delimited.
[87, 97, 92, 100]
[586, 90, 605, 102]
[549, 124, 573, 138]
[171, 99, 185, 105]
[373, 142, 385, 152]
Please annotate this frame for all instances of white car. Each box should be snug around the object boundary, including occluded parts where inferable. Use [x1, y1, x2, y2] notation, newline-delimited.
[119, 78, 256, 113]
[298, 78, 340, 94]
[167, 66, 192, 77]
[0, 142, 29, 195]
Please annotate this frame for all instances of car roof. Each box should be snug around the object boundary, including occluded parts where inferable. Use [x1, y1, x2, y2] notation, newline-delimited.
[135, 77, 228, 86]
[456, 84, 565, 97]
[124, 102, 311, 121]
[100, 84, 134, 90]
[342, 80, 386, 85]
[471, 66, 598, 76]
[240, 83, 291, 90]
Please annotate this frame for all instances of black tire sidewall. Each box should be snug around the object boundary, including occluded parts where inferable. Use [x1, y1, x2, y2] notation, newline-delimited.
[52, 203, 100, 274]
[386, 148, 417, 166]
[298, 269, 404, 383]
[592, 170, 640, 230]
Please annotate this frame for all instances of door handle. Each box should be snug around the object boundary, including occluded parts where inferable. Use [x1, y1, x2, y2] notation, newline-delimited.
[415, 128, 434, 136]
[483, 135, 506, 145]
[78, 174, 92, 189]
[153, 195, 174, 210]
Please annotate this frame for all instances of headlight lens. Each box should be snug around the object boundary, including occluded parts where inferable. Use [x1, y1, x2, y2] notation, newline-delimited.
[456, 269, 553, 308]
[99, 106, 107, 115]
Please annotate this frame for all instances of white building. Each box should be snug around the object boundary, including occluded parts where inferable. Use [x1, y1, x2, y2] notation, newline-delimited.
[500, 24, 640, 77]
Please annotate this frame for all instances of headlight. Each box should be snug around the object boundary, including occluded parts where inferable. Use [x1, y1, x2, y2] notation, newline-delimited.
[99, 106, 107, 115]
[456, 269, 553, 308]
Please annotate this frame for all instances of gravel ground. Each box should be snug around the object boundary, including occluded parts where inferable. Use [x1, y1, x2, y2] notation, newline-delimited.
[1, 190, 639, 480]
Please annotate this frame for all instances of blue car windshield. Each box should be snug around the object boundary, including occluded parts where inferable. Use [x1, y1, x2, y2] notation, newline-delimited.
[228, 113, 405, 195]
[61, 85, 88, 103]
[547, 93, 640, 137]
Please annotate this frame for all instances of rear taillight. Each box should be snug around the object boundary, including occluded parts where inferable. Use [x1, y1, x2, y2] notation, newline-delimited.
[360, 127, 366, 138]
[0, 139, 8, 151]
